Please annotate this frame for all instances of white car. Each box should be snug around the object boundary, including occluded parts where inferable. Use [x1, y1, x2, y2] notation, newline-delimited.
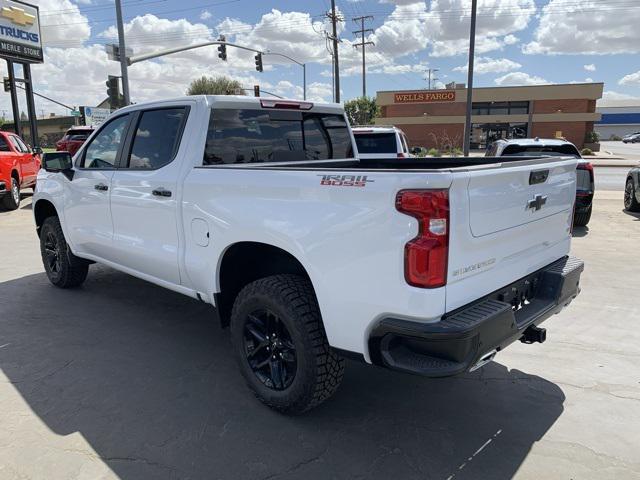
[352, 125, 412, 159]
[34, 96, 583, 413]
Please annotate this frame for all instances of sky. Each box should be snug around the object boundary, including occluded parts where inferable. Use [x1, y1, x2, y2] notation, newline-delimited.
[1, 0, 640, 121]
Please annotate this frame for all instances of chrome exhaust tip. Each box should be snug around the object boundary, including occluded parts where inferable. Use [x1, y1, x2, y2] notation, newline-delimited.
[469, 349, 497, 372]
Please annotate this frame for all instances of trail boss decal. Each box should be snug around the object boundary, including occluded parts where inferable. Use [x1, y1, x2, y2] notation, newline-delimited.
[318, 174, 374, 187]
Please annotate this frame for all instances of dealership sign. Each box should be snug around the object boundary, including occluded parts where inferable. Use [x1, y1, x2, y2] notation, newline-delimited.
[0, 0, 42, 63]
[82, 106, 111, 126]
[394, 91, 456, 103]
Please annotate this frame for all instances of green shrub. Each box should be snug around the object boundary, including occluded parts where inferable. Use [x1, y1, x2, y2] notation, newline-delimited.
[581, 147, 594, 156]
[449, 147, 463, 157]
[609, 134, 622, 141]
[427, 148, 440, 157]
[584, 131, 600, 143]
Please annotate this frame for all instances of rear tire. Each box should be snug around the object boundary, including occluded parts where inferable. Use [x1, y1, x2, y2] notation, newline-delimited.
[624, 179, 640, 212]
[230, 274, 344, 414]
[573, 206, 592, 227]
[40, 216, 89, 288]
[1, 177, 20, 210]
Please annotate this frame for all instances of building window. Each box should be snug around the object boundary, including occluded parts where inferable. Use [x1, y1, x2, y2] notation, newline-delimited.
[471, 101, 529, 115]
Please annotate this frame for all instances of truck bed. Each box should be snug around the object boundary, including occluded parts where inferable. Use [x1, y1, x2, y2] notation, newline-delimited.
[197, 156, 563, 171]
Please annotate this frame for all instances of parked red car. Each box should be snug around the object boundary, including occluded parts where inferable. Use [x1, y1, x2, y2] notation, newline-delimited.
[0, 131, 41, 210]
[56, 126, 94, 156]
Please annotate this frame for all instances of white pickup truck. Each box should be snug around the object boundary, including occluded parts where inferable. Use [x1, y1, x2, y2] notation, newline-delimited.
[34, 96, 583, 413]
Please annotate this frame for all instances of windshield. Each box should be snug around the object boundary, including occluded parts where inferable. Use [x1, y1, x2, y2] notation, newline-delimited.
[203, 109, 353, 164]
[501, 144, 581, 158]
[354, 132, 397, 154]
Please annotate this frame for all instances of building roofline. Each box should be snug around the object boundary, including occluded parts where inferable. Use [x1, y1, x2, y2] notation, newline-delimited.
[376, 82, 605, 93]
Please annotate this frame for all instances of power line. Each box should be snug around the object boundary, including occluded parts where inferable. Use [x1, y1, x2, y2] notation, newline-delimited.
[352, 15, 374, 98]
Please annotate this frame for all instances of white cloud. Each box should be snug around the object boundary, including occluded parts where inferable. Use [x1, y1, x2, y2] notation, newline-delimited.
[306, 82, 333, 102]
[453, 57, 522, 74]
[200, 10, 212, 21]
[584, 64, 596, 72]
[602, 91, 640, 102]
[37, 0, 91, 47]
[424, 0, 536, 57]
[619, 71, 640, 86]
[524, 0, 640, 55]
[494, 71, 549, 86]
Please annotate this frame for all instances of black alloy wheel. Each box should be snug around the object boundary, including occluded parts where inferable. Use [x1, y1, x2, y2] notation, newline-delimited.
[243, 309, 297, 390]
[43, 230, 62, 277]
[625, 179, 640, 212]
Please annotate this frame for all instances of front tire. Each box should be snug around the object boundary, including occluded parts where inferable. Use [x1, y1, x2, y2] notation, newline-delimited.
[624, 179, 640, 212]
[1, 177, 20, 210]
[230, 274, 344, 414]
[40, 216, 89, 288]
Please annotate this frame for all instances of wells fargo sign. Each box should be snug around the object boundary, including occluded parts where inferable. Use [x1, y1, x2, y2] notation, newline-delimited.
[393, 91, 456, 103]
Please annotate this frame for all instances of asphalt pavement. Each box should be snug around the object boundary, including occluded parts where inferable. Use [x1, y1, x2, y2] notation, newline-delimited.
[600, 140, 640, 160]
[594, 166, 631, 191]
[1, 190, 639, 480]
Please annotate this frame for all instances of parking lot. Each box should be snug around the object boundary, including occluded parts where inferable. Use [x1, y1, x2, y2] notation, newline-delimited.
[1, 174, 639, 480]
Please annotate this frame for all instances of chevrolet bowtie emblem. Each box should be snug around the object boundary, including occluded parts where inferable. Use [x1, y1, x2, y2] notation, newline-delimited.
[1, 6, 35, 27]
[527, 194, 548, 211]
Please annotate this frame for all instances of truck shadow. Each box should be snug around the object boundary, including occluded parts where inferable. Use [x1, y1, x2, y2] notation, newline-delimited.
[0, 268, 565, 480]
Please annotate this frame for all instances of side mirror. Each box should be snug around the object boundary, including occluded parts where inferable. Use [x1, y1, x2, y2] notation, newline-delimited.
[42, 152, 74, 180]
[32, 146, 43, 155]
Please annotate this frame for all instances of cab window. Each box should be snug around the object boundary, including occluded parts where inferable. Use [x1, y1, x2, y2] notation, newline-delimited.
[81, 115, 129, 169]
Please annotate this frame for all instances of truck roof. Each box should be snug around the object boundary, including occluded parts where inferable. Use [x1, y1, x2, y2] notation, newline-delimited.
[117, 95, 345, 115]
[352, 125, 403, 134]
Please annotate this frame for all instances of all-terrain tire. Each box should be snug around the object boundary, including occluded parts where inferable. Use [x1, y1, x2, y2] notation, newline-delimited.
[230, 274, 344, 414]
[624, 178, 640, 212]
[573, 206, 592, 227]
[40, 216, 89, 288]
[2, 176, 20, 210]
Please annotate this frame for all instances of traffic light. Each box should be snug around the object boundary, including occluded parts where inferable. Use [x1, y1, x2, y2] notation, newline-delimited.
[3, 77, 10, 93]
[217, 35, 227, 61]
[253, 85, 260, 97]
[106, 75, 121, 109]
[254, 52, 263, 72]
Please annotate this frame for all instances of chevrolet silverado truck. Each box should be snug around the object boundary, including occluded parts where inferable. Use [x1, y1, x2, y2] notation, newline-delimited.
[33, 96, 584, 413]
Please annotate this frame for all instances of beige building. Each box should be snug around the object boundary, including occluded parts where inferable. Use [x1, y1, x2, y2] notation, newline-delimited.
[376, 82, 603, 150]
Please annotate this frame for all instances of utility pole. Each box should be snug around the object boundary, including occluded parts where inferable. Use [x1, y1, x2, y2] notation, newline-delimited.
[328, 0, 341, 103]
[352, 16, 374, 98]
[114, 0, 131, 106]
[463, 0, 478, 157]
[425, 68, 439, 90]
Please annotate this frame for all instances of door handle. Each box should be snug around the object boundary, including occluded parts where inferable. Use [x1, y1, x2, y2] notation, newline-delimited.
[152, 187, 172, 198]
[94, 183, 108, 191]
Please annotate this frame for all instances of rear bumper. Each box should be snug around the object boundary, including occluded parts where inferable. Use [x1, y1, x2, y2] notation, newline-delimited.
[369, 256, 584, 377]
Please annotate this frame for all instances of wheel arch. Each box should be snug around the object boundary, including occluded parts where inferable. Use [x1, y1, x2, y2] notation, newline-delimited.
[33, 199, 59, 237]
[215, 241, 315, 328]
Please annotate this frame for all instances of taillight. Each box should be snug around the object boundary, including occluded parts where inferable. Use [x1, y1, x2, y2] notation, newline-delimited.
[260, 99, 313, 110]
[396, 189, 449, 288]
[577, 161, 594, 181]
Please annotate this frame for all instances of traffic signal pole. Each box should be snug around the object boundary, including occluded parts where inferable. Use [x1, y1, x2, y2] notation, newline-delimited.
[114, 0, 131, 106]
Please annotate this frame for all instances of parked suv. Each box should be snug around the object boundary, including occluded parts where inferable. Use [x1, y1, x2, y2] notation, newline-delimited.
[488, 138, 594, 227]
[34, 96, 583, 413]
[0, 131, 41, 210]
[56, 126, 95, 156]
[352, 125, 412, 159]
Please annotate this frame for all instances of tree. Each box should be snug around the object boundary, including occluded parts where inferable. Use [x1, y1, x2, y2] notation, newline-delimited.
[344, 96, 380, 125]
[186, 75, 245, 96]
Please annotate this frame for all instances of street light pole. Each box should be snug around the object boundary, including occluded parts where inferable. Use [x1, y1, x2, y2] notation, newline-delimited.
[114, 0, 130, 106]
[462, 0, 478, 157]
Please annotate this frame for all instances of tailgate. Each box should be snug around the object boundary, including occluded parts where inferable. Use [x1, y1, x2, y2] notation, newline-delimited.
[446, 157, 577, 312]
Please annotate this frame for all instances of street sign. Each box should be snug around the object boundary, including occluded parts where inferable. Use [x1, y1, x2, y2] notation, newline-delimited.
[70, 110, 81, 117]
[105, 43, 133, 62]
[82, 106, 110, 126]
[0, 0, 43, 63]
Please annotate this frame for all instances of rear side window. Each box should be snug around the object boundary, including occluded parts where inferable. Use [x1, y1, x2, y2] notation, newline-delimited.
[354, 133, 397, 154]
[126, 108, 187, 169]
[0, 136, 10, 152]
[9, 135, 28, 153]
[67, 130, 92, 141]
[203, 109, 353, 165]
